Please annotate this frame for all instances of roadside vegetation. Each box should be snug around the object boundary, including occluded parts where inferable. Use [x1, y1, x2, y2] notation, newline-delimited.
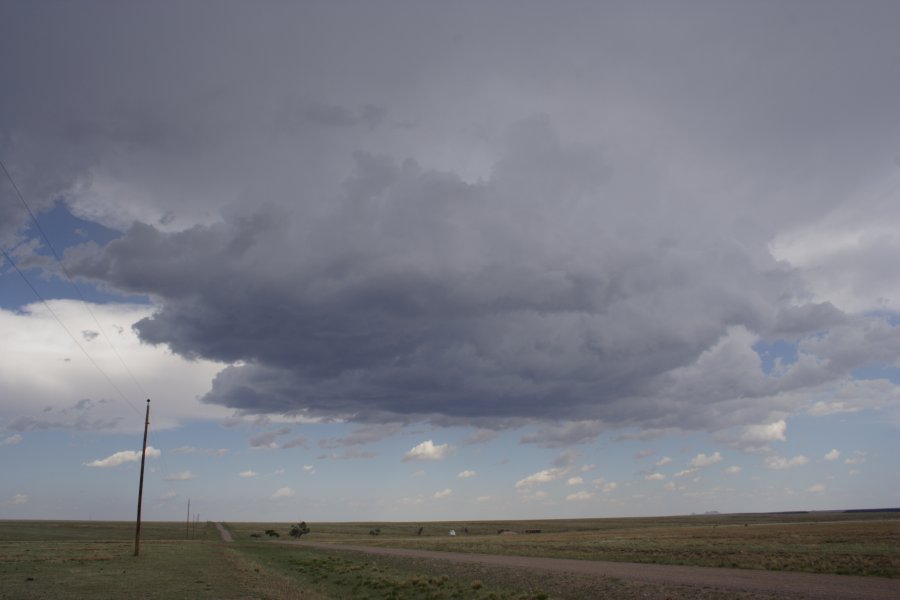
[0, 512, 897, 599]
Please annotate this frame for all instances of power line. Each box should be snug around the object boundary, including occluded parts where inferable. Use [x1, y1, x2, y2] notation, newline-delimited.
[1, 158, 149, 401]
[2, 157, 177, 483]
[0, 245, 141, 417]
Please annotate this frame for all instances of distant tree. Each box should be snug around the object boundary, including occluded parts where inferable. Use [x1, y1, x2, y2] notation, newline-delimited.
[290, 522, 310, 538]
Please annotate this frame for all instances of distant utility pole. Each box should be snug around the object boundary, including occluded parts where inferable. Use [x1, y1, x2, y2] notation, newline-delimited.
[134, 399, 150, 557]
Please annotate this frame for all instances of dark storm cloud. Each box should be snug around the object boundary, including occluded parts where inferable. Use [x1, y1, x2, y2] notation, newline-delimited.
[6, 2, 900, 434]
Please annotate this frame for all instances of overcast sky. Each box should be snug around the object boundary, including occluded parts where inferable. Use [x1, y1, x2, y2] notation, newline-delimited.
[2, 1, 899, 522]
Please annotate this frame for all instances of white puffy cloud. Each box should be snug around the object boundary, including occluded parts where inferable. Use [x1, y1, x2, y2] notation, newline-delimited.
[515, 468, 565, 488]
[457, 470, 476, 479]
[824, 449, 841, 461]
[655, 456, 672, 467]
[271, 487, 295, 499]
[764, 455, 809, 470]
[844, 451, 867, 465]
[1, 434, 23, 446]
[0, 302, 228, 432]
[303, 465, 316, 475]
[403, 440, 449, 462]
[566, 476, 584, 486]
[566, 490, 594, 501]
[432, 488, 452, 499]
[644, 473, 666, 481]
[84, 446, 160, 468]
[239, 470, 257, 478]
[689, 452, 723, 468]
[724, 465, 742, 475]
[741, 420, 787, 444]
[7, 494, 28, 505]
[808, 483, 826, 493]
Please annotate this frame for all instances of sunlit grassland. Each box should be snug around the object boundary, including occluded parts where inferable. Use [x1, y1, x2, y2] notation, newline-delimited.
[0, 521, 552, 600]
[228, 511, 900, 577]
[0, 521, 330, 600]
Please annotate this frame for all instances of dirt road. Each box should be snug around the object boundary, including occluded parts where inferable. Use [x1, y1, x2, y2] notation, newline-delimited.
[284, 540, 900, 600]
[215, 522, 232, 542]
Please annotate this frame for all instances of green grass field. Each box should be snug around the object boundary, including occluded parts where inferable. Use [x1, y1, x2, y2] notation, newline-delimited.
[1, 511, 898, 599]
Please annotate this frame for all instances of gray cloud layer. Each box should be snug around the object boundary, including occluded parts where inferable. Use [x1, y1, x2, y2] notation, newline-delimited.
[4, 2, 900, 434]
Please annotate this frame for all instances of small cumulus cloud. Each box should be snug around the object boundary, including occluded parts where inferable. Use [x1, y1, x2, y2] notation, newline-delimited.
[84, 446, 160, 468]
[7, 494, 28, 505]
[271, 487, 295, 499]
[239, 470, 257, 478]
[475, 495, 495, 504]
[157, 491, 177, 501]
[655, 456, 672, 467]
[515, 468, 564, 488]
[250, 427, 291, 449]
[457, 470, 476, 479]
[764, 455, 808, 470]
[644, 472, 666, 481]
[808, 483, 826, 493]
[433, 488, 452, 499]
[844, 451, 866, 465]
[403, 440, 449, 461]
[592, 478, 618, 493]
[566, 490, 594, 501]
[1, 434, 23, 446]
[567, 476, 584, 486]
[741, 420, 787, 443]
[724, 465, 742, 474]
[674, 468, 698, 478]
[824, 449, 840, 461]
[164, 470, 197, 481]
[303, 465, 316, 475]
[689, 452, 723, 468]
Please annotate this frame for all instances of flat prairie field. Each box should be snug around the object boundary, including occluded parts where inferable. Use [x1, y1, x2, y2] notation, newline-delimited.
[227, 511, 900, 577]
[0, 512, 897, 600]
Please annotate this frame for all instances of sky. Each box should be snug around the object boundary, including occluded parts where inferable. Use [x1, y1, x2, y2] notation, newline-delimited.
[1, 1, 899, 523]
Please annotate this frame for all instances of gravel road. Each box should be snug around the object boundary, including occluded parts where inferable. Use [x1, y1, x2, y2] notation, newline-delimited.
[285, 540, 900, 600]
[215, 522, 233, 542]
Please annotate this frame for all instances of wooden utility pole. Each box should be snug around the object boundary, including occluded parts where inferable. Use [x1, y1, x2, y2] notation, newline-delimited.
[134, 399, 150, 557]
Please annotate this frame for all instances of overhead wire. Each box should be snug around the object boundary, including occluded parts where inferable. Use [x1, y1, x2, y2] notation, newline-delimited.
[1, 158, 175, 481]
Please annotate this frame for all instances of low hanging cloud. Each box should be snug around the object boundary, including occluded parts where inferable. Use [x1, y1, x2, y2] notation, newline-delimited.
[402, 440, 449, 462]
[5, 2, 898, 439]
[84, 446, 160, 468]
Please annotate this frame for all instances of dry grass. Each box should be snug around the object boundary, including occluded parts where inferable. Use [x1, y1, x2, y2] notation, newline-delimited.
[229, 511, 900, 577]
